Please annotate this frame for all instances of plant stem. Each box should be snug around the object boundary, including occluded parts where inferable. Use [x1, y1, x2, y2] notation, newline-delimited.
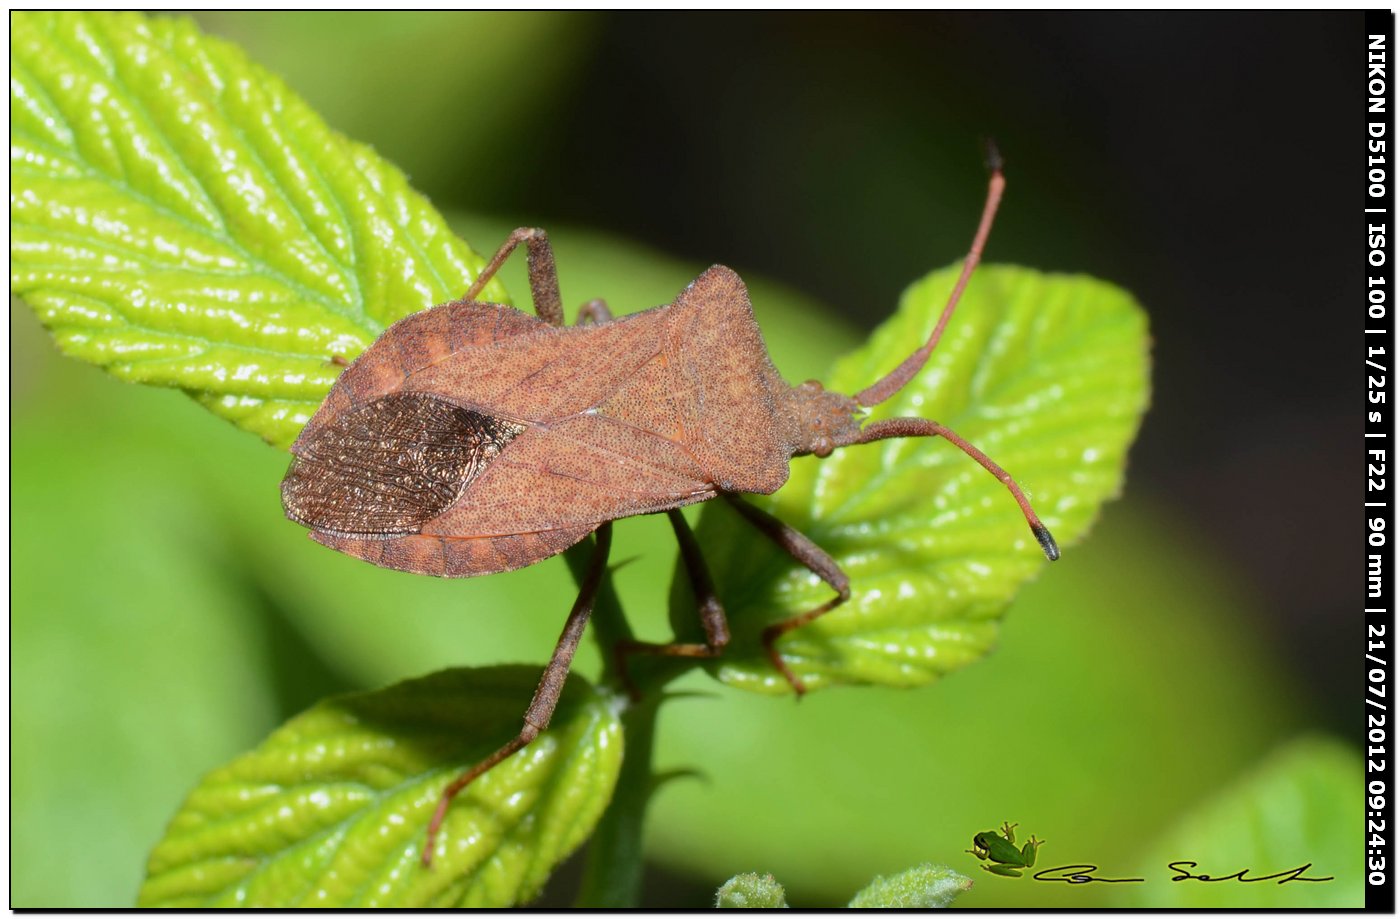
[560, 538, 650, 907]
[561, 535, 696, 907]
[573, 691, 661, 907]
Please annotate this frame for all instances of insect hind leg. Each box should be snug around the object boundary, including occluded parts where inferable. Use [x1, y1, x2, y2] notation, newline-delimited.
[420, 523, 613, 867]
[613, 509, 731, 699]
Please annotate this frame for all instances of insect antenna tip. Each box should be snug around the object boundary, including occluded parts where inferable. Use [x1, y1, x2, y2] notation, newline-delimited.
[1032, 524, 1060, 561]
[981, 137, 1004, 173]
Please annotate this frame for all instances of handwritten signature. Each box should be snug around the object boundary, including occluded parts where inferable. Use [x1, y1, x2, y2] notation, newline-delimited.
[1029, 862, 1333, 885]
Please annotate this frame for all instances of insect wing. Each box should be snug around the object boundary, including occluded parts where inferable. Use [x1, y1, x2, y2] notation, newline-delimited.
[294, 299, 548, 449]
[308, 523, 597, 578]
[282, 392, 524, 536]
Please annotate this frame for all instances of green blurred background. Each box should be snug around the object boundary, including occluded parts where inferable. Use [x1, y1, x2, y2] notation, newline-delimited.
[11, 12, 1363, 908]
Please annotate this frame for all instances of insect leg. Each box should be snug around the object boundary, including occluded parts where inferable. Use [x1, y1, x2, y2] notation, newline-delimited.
[722, 495, 850, 696]
[577, 298, 613, 325]
[421, 523, 612, 867]
[462, 227, 565, 327]
[613, 509, 731, 698]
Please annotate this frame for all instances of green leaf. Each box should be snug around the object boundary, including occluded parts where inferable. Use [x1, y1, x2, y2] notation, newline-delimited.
[192, 13, 599, 201]
[138, 667, 623, 908]
[847, 864, 973, 908]
[680, 265, 1149, 692]
[1127, 736, 1363, 908]
[715, 865, 973, 909]
[9, 10, 507, 448]
[716, 872, 790, 909]
[647, 503, 1305, 907]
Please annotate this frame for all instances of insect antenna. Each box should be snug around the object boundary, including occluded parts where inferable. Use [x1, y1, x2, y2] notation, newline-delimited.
[850, 417, 1060, 561]
[837, 143, 1057, 562]
[853, 141, 1005, 409]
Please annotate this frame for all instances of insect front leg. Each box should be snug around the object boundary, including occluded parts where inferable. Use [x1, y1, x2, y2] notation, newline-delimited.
[421, 523, 613, 867]
[462, 227, 565, 327]
[614, 509, 731, 699]
[722, 495, 851, 696]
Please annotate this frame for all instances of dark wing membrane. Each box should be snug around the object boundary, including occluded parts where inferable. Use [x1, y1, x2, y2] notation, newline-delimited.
[282, 392, 524, 536]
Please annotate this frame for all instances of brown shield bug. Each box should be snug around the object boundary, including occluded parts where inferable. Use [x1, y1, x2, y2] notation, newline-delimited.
[280, 149, 1057, 865]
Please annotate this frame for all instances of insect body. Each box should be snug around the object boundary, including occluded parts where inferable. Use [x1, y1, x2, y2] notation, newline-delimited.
[282, 266, 810, 577]
[967, 822, 1045, 877]
[281, 153, 1058, 865]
